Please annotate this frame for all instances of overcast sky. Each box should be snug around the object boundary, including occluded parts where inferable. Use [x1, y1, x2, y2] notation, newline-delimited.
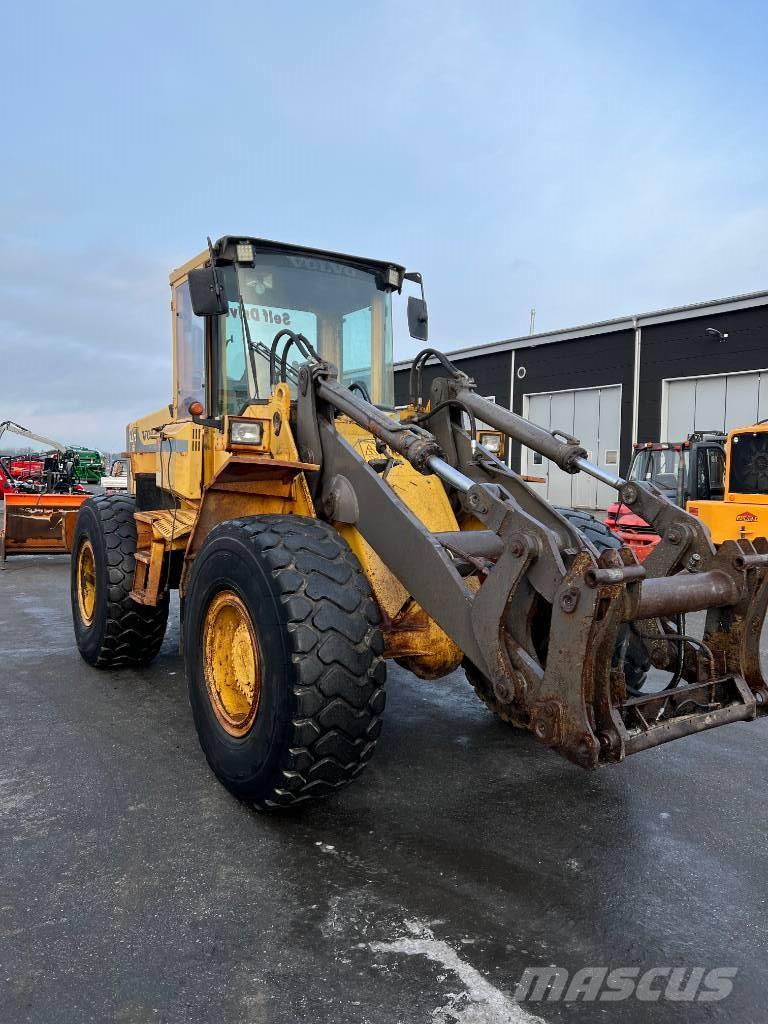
[2, 1, 767, 452]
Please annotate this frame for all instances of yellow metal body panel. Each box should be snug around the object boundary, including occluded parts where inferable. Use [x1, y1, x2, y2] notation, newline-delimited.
[209, 384, 296, 476]
[335, 418, 457, 528]
[687, 499, 768, 545]
[333, 418, 464, 677]
[128, 379, 316, 599]
[127, 411, 204, 501]
[337, 526, 407, 619]
[127, 406, 174, 490]
[180, 390, 315, 592]
[158, 420, 204, 500]
[686, 422, 768, 544]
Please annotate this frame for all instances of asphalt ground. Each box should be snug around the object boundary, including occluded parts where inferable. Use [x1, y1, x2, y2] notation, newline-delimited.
[1, 555, 767, 1023]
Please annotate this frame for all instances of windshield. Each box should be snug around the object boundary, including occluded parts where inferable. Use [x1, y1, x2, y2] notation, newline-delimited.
[629, 448, 687, 492]
[730, 432, 768, 494]
[215, 253, 394, 415]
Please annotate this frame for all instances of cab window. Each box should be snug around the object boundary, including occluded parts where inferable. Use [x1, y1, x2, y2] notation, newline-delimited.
[175, 280, 206, 416]
[341, 306, 373, 390]
[212, 257, 394, 415]
[708, 447, 725, 499]
[220, 298, 318, 413]
[695, 446, 725, 499]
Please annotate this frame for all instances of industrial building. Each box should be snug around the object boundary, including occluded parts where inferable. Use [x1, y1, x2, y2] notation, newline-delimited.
[394, 288, 768, 509]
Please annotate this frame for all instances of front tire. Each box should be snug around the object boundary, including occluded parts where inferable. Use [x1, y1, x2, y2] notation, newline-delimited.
[71, 494, 169, 668]
[184, 515, 386, 808]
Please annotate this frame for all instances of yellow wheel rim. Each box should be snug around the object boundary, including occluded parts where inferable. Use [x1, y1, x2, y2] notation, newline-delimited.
[76, 538, 97, 626]
[202, 591, 262, 737]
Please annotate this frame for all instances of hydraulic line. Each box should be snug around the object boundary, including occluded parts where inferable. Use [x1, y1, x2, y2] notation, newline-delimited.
[415, 399, 478, 445]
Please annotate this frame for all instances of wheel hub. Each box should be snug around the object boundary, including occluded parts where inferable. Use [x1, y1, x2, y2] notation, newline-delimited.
[202, 590, 262, 736]
[76, 538, 97, 626]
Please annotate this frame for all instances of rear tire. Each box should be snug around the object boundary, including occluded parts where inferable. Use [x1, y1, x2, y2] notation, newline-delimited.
[184, 515, 386, 808]
[554, 506, 623, 551]
[71, 494, 169, 668]
[554, 507, 650, 692]
[467, 507, 649, 714]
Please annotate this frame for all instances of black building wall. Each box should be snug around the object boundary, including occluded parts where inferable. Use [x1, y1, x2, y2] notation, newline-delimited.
[394, 350, 512, 407]
[392, 300, 768, 482]
[394, 350, 513, 459]
[638, 305, 768, 441]
[511, 328, 635, 474]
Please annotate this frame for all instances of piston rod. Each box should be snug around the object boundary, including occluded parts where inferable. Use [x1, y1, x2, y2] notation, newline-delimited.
[572, 456, 626, 490]
[452, 387, 628, 487]
[426, 456, 473, 493]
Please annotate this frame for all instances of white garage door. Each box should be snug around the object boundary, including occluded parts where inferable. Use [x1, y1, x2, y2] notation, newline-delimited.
[524, 385, 621, 509]
[663, 370, 768, 440]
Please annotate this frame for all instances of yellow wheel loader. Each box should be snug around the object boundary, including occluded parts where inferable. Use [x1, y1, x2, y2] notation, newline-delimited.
[688, 423, 768, 543]
[70, 236, 768, 808]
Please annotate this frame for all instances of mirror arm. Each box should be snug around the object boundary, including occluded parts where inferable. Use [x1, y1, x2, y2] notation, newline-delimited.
[405, 271, 429, 342]
[404, 270, 425, 301]
[191, 414, 223, 429]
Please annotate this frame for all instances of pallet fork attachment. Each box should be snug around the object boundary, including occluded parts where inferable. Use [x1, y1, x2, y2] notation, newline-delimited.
[294, 352, 768, 767]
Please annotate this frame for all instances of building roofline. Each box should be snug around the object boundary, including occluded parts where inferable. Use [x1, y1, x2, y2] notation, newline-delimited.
[393, 286, 768, 370]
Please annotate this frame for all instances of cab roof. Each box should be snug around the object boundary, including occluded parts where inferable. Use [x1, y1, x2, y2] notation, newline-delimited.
[170, 235, 406, 287]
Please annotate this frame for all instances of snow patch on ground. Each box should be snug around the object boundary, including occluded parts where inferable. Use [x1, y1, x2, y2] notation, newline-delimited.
[368, 920, 546, 1024]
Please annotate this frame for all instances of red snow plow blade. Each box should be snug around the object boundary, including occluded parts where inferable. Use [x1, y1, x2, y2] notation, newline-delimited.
[0, 493, 88, 561]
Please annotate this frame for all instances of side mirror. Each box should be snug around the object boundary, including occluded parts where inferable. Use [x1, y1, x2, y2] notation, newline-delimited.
[407, 296, 428, 341]
[188, 266, 229, 317]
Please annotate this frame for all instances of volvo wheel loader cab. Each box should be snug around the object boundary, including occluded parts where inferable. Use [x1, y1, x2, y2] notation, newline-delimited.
[71, 235, 768, 809]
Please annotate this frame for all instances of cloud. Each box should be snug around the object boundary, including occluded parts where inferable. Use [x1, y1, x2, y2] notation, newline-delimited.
[0, 234, 173, 451]
[2, 1, 767, 442]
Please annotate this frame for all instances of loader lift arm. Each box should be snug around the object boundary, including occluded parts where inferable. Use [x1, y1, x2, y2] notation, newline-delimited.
[0, 420, 68, 453]
[294, 348, 768, 768]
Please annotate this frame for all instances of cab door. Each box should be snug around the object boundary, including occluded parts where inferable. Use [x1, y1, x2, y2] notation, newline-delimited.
[173, 279, 206, 418]
[163, 279, 206, 499]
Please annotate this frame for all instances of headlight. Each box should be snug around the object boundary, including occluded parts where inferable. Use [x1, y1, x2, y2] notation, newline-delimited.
[230, 420, 264, 445]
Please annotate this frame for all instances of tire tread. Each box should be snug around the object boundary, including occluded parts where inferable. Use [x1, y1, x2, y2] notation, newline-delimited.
[74, 494, 168, 668]
[195, 515, 385, 808]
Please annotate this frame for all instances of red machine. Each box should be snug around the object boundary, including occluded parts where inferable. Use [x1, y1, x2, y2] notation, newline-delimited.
[0, 430, 87, 563]
[10, 456, 44, 481]
[0, 460, 16, 496]
[604, 432, 726, 560]
[603, 502, 660, 561]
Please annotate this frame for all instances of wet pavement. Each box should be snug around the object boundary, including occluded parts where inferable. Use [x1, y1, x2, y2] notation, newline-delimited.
[1, 556, 767, 1023]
